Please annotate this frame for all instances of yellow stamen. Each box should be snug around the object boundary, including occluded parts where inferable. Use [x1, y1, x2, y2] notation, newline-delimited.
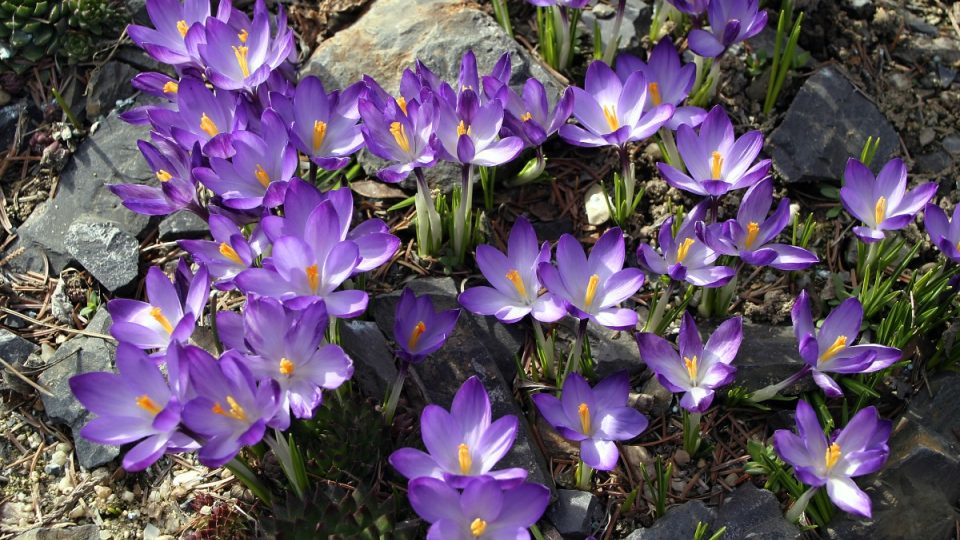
[874, 196, 886, 225]
[505, 269, 527, 298]
[279, 357, 295, 376]
[312, 120, 327, 153]
[470, 518, 487, 537]
[648, 82, 662, 106]
[676, 237, 695, 263]
[162, 81, 179, 94]
[305, 264, 320, 292]
[819, 335, 847, 364]
[683, 355, 698, 382]
[396, 96, 408, 115]
[825, 442, 841, 470]
[457, 120, 471, 137]
[710, 151, 723, 179]
[150, 307, 174, 334]
[520, 111, 533, 122]
[578, 402, 591, 434]
[212, 395, 247, 421]
[254, 164, 270, 188]
[408, 321, 426, 351]
[458, 443, 472, 474]
[232, 45, 250, 78]
[176, 20, 188, 38]
[156, 169, 173, 182]
[238, 29, 248, 43]
[390, 121, 411, 153]
[200, 113, 219, 137]
[602, 105, 619, 132]
[136, 395, 162, 415]
[219, 242, 244, 265]
[584, 274, 600, 307]
[744, 222, 760, 248]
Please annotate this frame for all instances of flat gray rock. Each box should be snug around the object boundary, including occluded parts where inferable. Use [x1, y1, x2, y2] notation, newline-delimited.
[625, 499, 716, 539]
[732, 323, 814, 395]
[767, 66, 899, 184]
[546, 489, 603, 539]
[158, 210, 209, 241]
[579, 0, 652, 56]
[14, 525, 100, 540]
[65, 219, 140, 293]
[339, 319, 398, 399]
[715, 483, 800, 540]
[0, 328, 39, 365]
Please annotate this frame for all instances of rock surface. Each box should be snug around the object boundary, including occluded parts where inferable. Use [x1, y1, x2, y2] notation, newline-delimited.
[546, 489, 603, 539]
[158, 211, 208, 241]
[731, 323, 814, 395]
[579, 0, 652, 56]
[85, 61, 139, 118]
[715, 483, 800, 540]
[767, 66, 899, 184]
[14, 525, 100, 540]
[339, 319, 398, 399]
[625, 500, 716, 539]
[65, 219, 140, 293]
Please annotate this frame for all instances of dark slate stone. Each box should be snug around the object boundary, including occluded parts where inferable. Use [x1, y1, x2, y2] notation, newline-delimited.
[579, 0, 652, 56]
[0, 328, 39, 365]
[158, 210, 209, 240]
[84, 308, 113, 336]
[38, 336, 118, 469]
[13, 525, 100, 540]
[85, 61, 139, 118]
[0, 100, 29, 152]
[17, 101, 153, 272]
[625, 500, 717, 539]
[546, 489, 603, 539]
[339, 319, 398, 399]
[732, 323, 814, 395]
[915, 150, 952, 175]
[64, 218, 140, 293]
[767, 66, 899, 184]
[715, 483, 800, 540]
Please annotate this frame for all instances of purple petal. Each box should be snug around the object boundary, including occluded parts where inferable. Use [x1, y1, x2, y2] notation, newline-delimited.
[581, 438, 619, 471]
[827, 477, 872, 518]
[389, 448, 442, 481]
[408, 477, 463, 523]
[596, 407, 647, 440]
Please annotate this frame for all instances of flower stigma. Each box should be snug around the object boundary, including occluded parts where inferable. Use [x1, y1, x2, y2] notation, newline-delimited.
[389, 122, 411, 153]
[156, 169, 173, 182]
[305, 264, 320, 292]
[219, 243, 244, 265]
[506, 269, 527, 298]
[312, 120, 327, 153]
[457, 120, 471, 137]
[578, 403, 591, 434]
[825, 442, 841, 470]
[744, 222, 760, 248]
[237, 29, 248, 43]
[874, 196, 886, 226]
[136, 395, 162, 415]
[396, 96, 408, 115]
[212, 395, 247, 421]
[648, 82, 662, 106]
[584, 274, 600, 307]
[602, 105, 619, 132]
[408, 321, 426, 351]
[176, 20, 188, 38]
[819, 335, 847, 364]
[199, 113, 219, 137]
[149, 307, 174, 334]
[470, 518, 487, 537]
[232, 45, 250, 78]
[676, 237, 695, 263]
[279, 357, 295, 376]
[162, 81, 179, 94]
[684, 355, 698, 382]
[254, 164, 270, 188]
[458, 443, 472, 474]
[710, 151, 723, 179]
[520, 111, 533, 122]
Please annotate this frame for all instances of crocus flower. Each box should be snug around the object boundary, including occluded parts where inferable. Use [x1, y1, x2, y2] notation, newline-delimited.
[537, 227, 645, 330]
[923, 203, 960, 263]
[666, 0, 709, 15]
[126, 0, 220, 67]
[525, 0, 592, 7]
[459, 217, 566, 324]
[393, 288, 460, 363]
[389, 376, 527, 487]
[179, 213, 261, 289]
[181, 349, 282, 467]
[273, 76, 364, 170]
[636, 313, 742, 412]
[147, 77, 249, 159]
[703, 178, 818, 270]
[195, 108, 298, 209]
[192, 0, 295, 92]
[559, 61, 674, 148]
[234, 201, 368, 316]
[359, 94, 439, 182]
[217, 298, 352, 424]
[492, 80, 573, 148]
[108, 262, 209, 353]
[614, 38, 705, 130]
[407, 476, 549, 540]
[70, 343, 193, 471]
[434, 88, 523, 167]
[260, 179, 399, 274]
[791, 291, 901, 397]
[841, 158, 937, 244]
[773, 400, 891, 518]
[533, 372, 648, 470]
[109, 137, 204, 218]
[636, 202, 735, 287]
[657, 106, 770, 197]
[688, 0, 768, 58]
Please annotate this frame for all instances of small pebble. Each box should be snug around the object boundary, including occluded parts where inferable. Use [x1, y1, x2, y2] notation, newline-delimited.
[724, 472, 739, 487]
[50, 450, 68, 466]
[68, 504, 86, 519]
[673, 449, 691, 467]
[199, 505, 212, 516]
[143, 524, 160, 540]
[919, 127, 936, 147]
[94, 486, 112, 500]
[57, 475, 75, 494]
[122, 490, 135, 503]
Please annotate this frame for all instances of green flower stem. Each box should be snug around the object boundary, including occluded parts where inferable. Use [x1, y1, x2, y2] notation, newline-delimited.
[382, 361, 408, 425]
[575, 458, 594, 490]
[682, 409, 702, 456]
[563, 318, 589, 382]
[532, 319, 556, 381]
[645, 280, 674, 334]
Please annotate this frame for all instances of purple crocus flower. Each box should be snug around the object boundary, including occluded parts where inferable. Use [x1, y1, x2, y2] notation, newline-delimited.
[393, 288, 460, 363]
[636, 313, 742, 412]
[217, 298, 353, 424]
[773, 400, 891, 518]
[359, 94, 439, 183]
[614, 38, 706, 130]
[389, 376, 527, 487]
[181, 349, 282, 467]
[636, 202, 735, 288]
[108, 262, 209, 353]
[459, 217, 566, 324]
[260, 179, 399, 274]
[434, 88, 523, 167]
[666, 0, 709, 15]
[559, 61, 674, 148]
[126, 0, 220, 68]
[533, 372, 648, 470]
[493, 80, 574, 148]
[841, 158, 937, 244]
[179, 213, 262, 289]
[538, 227, 645, 331]
[234, 201, 368, 316]
[657, 106, 770, 198]
[923, 203, 960, 263]
[194, 108, 298, 209]
[70, 343, 193, 471]
[525, 0, 592, 7]
[703, 178, 818, 270]
[146, 77, 249, 159]
[407, 476, 549, 540]
[191, 0, 294, 92]
[272, 76, 364, 170]
[688, 0, 768, 58]
[792, 291, 901, 397]
[108, 137, 204, 218]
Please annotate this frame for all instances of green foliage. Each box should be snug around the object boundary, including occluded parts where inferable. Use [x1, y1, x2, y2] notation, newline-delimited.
[745, 439, 834, 528]
[0, 0, 68, 72]
[639, 455, 673, 519]
[763, 1, 804, 115]
[693, 521, 726, 540]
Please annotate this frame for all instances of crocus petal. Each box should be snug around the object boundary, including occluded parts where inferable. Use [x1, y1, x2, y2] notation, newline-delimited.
[596, 407, 647, 440]
[827, 477, 872, 518]
[812, 370, 844, 397]
[389, 448, 443, 480]
[408, 477, 464, 523]
[581, 438, 619, 471]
